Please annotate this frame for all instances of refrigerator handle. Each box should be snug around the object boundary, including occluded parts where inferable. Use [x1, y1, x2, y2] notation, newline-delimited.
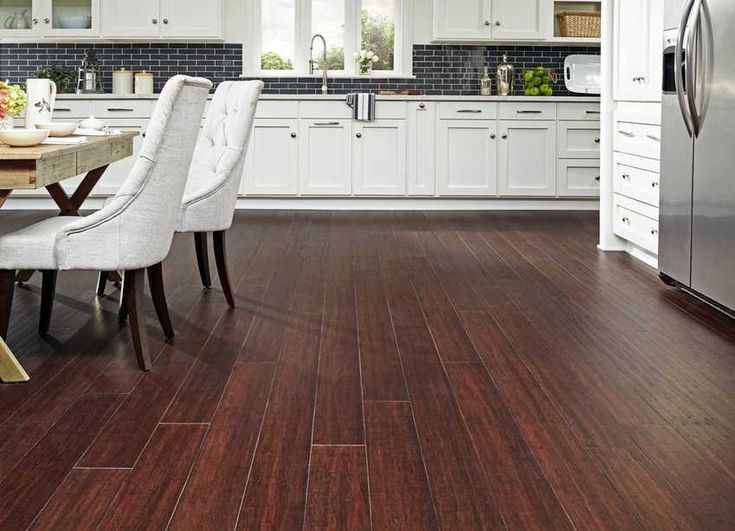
[675, 0, 697, 137]
[686, 0, 704, 137]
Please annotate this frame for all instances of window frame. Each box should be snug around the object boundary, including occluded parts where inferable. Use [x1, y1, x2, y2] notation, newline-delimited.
[244, 0, 414, 78]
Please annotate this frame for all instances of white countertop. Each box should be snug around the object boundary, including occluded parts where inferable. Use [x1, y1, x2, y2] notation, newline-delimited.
[57, 93, 600, 103]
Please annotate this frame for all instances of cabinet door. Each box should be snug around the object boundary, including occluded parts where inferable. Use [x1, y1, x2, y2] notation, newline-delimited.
[299, 120, 352, 196]
[614, 0, 663, 101]
[243, 119, 299, 196]
[44, 0, 100, 37]
[557, 121, 601, 159]
[498, 120, 556, 196]
[407, 102, 436, 196]
[0, 0, 43, 37]
[433, 0, 491, 41]
[102, 0, 160, 37]
[160, 0, 221, 39]
[437, 120, 497, 196]
[491, 0, 550, 40]
[353, 120, 406, 196]
[558, 159, 600, 197]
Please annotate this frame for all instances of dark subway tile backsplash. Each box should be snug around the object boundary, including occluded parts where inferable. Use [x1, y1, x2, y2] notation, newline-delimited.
[0, 42, 599, 96]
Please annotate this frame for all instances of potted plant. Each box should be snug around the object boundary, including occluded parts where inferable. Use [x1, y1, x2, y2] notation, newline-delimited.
[35, 65, 74, 94]
[0, 81, 28, 130]
[354, 49, 380, 76]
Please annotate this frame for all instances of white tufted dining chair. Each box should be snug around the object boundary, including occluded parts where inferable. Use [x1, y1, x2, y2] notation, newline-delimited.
[176, 80, 263, 307]
[0, 75, 212, 371]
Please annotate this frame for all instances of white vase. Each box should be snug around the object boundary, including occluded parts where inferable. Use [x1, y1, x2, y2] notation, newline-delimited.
[0, 115, 14, 130]
[25, 79, 57, 130]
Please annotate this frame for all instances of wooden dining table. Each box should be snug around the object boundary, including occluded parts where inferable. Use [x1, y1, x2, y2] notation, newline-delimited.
[0, 132, 138, 383]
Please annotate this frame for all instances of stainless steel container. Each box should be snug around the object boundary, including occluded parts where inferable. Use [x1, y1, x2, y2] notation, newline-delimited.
[496, 54, 514, 96]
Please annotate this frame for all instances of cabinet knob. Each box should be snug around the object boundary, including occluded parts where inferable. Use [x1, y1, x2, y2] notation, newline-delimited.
[356, 132, 362, 138]
[501, 134, 508, 139]
[43, 17, 50, 24]
[163, 18, 169, 24]
[622, 217, 630, 224]
[32, 18, 38, 25]
[152, 18, 158, 24]
[595, 176, 601, 181]
[652, 182, 659, 188]
[419, 103, 426, 109]
[594, 137, 601, 144]
[495, 21, 502, 26]
[485, 21, 491, 26]
[651, 228, 659, 235]
[622, 174, 630, 180]
[490, 134, 496, 139]
[290, 132, 297, 138]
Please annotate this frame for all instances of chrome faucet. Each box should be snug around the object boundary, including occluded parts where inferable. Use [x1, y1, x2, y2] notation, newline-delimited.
[309, 34, 329, 95]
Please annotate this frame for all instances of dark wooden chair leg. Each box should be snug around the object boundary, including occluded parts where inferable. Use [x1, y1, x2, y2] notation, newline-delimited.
[126, 269, 151, 371]
[194, 232, 211, 288]
[96, 271, 109, 296]
[39, 270, 58, 336]
[0, 269, 16, 339]
[118, 272, 130, 323]
[213, 230, 235, 308]
[147, 262, 175, 339]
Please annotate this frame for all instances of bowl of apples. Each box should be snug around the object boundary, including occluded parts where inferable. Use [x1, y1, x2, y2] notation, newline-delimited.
[523, 67, 557, 97]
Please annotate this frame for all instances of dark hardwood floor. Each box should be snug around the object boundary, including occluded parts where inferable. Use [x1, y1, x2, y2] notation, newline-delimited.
[1, 210, 734, 530]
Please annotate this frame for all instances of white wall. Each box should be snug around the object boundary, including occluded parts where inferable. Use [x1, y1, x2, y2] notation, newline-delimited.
[225, 0, 433, 43]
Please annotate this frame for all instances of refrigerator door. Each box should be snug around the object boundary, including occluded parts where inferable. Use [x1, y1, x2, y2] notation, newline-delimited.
[690, 0, 735, 310]
[659, 30, 695, 284]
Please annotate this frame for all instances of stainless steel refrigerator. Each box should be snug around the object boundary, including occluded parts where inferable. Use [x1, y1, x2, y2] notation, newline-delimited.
[659, 0, 735, 316]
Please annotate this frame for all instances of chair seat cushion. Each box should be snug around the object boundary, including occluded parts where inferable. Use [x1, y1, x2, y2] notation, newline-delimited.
[0, 217, 83, 270]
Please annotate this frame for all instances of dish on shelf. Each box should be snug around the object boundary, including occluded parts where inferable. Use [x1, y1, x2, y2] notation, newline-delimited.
[0, 128, 50, 147]
[57, 15, 92, 29]
[35, 122, 77, 137]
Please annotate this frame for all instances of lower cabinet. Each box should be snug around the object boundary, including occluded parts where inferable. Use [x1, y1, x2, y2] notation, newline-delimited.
[353, 120, 407, 196]
[437, 119, 498, 196]
[243, 119, 299, 196]
[299, 120, 353, 196]
[498, 120, 556, 196]
[407, 102, 436, 196]
[557, 159, 601, 197]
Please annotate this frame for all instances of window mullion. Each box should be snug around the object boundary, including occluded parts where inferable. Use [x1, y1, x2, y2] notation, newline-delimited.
[344, 0, 359, 76]
[295, 0, 311, 74]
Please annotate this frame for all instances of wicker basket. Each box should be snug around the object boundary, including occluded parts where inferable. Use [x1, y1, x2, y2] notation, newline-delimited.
[557, 12, 601, 38]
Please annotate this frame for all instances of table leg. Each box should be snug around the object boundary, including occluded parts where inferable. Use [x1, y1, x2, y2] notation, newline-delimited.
[0, 336, 30, 383]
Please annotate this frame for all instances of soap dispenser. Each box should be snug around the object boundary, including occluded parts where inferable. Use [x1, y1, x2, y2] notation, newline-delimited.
[480, 66, 492, 96]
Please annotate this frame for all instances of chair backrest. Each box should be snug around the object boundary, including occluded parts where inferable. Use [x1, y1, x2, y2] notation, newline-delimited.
[181, 80, 264, 228]
[56, 75, 212, 271]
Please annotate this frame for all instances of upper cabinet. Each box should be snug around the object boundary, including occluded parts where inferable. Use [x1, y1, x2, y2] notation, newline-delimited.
[102, 0, 222, 39]
[0, 0, 99, 38]
[613, 0, 664, 102]
[433, 0, 551, 42]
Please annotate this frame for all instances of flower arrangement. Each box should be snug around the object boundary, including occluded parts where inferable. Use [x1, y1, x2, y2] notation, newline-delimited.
[354, 49, 380, 76]
[0, 81, 27, 128]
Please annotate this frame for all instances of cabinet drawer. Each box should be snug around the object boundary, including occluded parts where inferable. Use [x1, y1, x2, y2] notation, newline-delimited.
[557, 160, 600, 197]
[92, 100, 154, 118]
[299, 101, 352, 119]
[558, 102, 601, 121]
[613, 152, 660, 206]
[53, 100, 92, 119]
[255, 100, 299, 119]
[499, 102, 556, 120]
[558, 121, 600, 159]
[438, 102, 497, 120]
[614, 194, 659, 254]
[613, 119, 662, 160]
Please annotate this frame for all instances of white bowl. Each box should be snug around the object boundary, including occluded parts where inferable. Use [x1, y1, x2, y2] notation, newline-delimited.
[35, 122, 77, 137]
[0, 128, 50, 147]
[58, 15, 91, 29]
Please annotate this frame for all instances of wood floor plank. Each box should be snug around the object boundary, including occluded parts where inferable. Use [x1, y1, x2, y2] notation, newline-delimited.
[168, 362, 275, 530]
[0, 394, 121, 530]
[29, 468, 128, 531]
[364, 401, 438, 530]
[303, 445, 371, 531]
[313, 281, 364, 444]
[98, 424, 207, 531]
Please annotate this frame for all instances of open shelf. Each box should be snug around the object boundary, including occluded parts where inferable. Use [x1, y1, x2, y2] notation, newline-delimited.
[553, 0, 602, 41]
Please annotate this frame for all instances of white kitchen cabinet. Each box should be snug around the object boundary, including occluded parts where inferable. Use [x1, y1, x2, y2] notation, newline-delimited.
[558, 121, 601, 159]
[353, 120, 407, 196]
[102, 0, 222, 39]
[437, 120, 498, 196]
[498, 120, 556, 196]
[0, 0, 99, 38]
[558, 159, 600, 197]
[433, 0, 549, 41]
[613, 0, 664, 102]
[243, 119, 299, 196]
[299, 120, 352, 196]
[491, 0, 550, 40]
[407, 102, 436, 196]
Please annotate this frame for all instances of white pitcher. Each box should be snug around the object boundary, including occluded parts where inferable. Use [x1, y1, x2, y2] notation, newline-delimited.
[25, 79, 57, 130]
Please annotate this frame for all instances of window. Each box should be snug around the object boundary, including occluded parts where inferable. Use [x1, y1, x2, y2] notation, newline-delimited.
[246, 0, 412, 77]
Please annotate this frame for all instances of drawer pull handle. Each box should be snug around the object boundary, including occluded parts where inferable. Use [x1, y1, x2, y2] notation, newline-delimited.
[646, 134, 660, 142]
[108, 108, 134, 112]
[619, 130, 636, 137]
[457, 109, 483, 113]
[517, 110, 542, 114]
[314, 122, 340, 126]
[585, 110, 601, 115]
[55, 108, 72, 112]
